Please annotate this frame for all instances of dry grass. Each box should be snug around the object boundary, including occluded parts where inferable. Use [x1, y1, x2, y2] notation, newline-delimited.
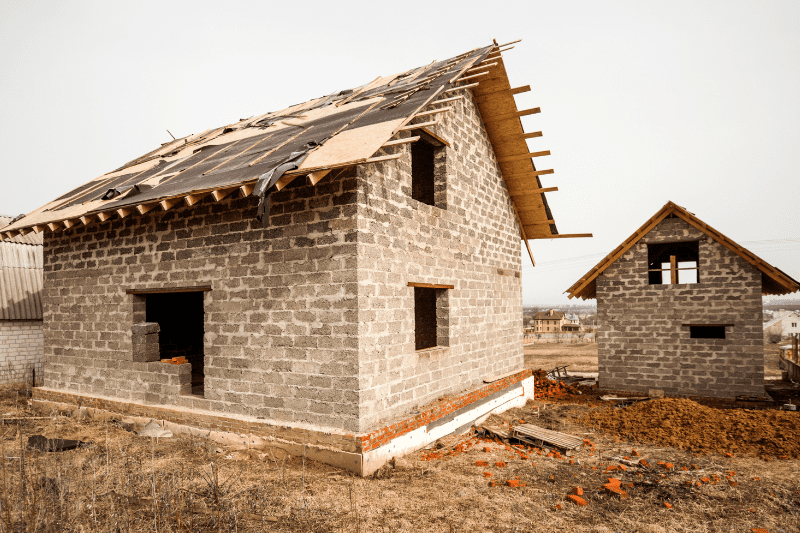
[2, 387, 798, 532]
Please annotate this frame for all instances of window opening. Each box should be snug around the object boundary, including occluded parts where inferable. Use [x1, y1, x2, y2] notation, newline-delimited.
[414, 287, 449, 350]
[689, 325, 726, 339]
[146, 291, 205, 397]
[648, 241, 699, 285]
[411, 140, 436, 206]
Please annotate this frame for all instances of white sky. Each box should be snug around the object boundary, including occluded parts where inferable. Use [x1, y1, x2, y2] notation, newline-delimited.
[1, 1, 798, 305]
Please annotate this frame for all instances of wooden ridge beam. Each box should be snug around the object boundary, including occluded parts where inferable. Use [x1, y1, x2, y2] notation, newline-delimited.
[486, 107, 540, 123]
[497, 150, 550, 164]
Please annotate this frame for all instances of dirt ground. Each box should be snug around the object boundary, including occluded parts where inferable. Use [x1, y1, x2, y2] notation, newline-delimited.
[526, 342, 786, 379]
[2, 387, 799, 533]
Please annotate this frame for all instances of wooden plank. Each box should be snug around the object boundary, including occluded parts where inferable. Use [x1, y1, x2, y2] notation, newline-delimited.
[96, 212, 112, 222]
[117, 208, 134, 219]
[413, 106, 453, 119]
[528, 233, 593, 239]
[430, 95, 464, 105]
[466, 62, 497, 73]
[497, 39, 522, 47]
[497, 150, 551, 164]
[62, 219, 77, 229]
[382, 136, 420, 147]
[442, 83, 479, 94]
[505, 169, 555, 180]
[407, 282, 455, 289]
[79, 216, 93, 226]
[46, 222, 61, 231]
[308, 169, 331, 186]
[512, 202, 535, 267]
[522, 131, 544, 139]
[184, 193, 207, 207]
[509, 187, 558, 197]
[456, 71, 490, 83]
[486, 107, 541, 123]
[397, 120, 438, 131]
[474, 85, 531, 100]
[160, 198, 181, 211]
[32, 225, 46, 234]
[365, 154, 403, 163]
[417, 127, 450, 147]
[136, 203, 157, 215]
[240, 184, 255, 197]
[670, 255, 677, 284]
[126, 285, 212, 295]
[211, 187, 237, 202]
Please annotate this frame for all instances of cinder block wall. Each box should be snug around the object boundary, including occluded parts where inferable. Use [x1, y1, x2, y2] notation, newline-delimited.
[354, 93, 524, 431]
[0, 320, 43, 385]
[42, 171, 363, 431]
[596, 216, 764, 398]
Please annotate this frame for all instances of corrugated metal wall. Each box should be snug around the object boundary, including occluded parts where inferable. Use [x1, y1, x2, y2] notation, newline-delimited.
[0, 241, 43, 320]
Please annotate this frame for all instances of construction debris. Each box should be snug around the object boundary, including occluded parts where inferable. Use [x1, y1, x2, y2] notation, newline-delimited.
[27, 435, 85, 452]
[137, 420, 173, 438]
[510, 423, 583, 450]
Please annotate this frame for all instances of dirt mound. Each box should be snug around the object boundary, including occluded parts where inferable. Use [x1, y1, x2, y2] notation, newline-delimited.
[581, 398, 800, 458]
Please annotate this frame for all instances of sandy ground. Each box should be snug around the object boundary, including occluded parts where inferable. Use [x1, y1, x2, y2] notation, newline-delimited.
[1, 388, 798, 532]
[526, 341, 786, 379]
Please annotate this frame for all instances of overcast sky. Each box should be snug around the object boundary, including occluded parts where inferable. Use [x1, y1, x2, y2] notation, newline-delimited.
[1, 1, 798, 305]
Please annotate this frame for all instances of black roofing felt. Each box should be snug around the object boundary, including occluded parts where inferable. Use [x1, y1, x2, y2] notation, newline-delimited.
[31, 45, 494, 222]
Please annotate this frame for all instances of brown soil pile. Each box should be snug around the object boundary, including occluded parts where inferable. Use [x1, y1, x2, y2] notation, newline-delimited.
[581, 398, 800, 458]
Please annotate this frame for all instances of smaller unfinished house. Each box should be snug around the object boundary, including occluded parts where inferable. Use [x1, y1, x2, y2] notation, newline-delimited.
[567, 202, 799, 399]
[1, 41, 589, 474]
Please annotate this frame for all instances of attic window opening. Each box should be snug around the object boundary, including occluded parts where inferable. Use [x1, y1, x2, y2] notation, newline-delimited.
[410, 139, 446, 208]
[413, 286, 449, 351]
[648, 241, 699, 285]
[689, 325, 726, 339]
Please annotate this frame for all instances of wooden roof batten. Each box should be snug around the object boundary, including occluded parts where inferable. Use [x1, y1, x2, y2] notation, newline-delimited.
[565, 201, 800, 300]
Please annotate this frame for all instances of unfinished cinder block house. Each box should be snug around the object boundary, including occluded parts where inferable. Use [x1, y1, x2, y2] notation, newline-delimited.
[567, 202, 799, 399]
[2, 41, 588, 474]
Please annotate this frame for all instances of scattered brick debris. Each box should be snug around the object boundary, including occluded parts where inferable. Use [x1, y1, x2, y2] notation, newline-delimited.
[552, 504, 562, 510]
[483, 447, 491, 452]
[483, 472, 493, 478]
[495, 462, 506, 468]
[506, 479, 526, 488]
[475, 461, 488, 467]
[567, 495, 587, 506]
[572, 487, 583, 496]
[639, 459, 650, 467]
[663, 502, 673, 509]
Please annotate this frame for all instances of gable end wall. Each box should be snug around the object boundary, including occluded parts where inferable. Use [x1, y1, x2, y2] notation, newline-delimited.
[596, 216, 765, 398]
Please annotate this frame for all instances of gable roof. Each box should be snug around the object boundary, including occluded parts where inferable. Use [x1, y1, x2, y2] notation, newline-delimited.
[0, 41, 571, 264]
[566, 201, 800, 300]
[0, 215, 43, 320]
[764, 312, 800, 330]
[533, 310, 565, 320]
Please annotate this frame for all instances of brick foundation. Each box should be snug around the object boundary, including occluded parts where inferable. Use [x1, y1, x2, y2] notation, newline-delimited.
[33, 368, 531, 460]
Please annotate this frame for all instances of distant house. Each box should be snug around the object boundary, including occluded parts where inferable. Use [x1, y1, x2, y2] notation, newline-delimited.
[0, 215, 43, 386]
[764, 312, 800, 341]
[567, 201, 799, 399]
[532, 309, 568, 333]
